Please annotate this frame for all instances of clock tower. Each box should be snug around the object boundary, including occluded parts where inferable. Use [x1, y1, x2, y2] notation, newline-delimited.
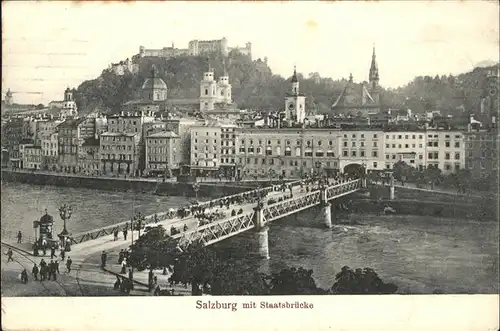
[284, 66, 306, 123]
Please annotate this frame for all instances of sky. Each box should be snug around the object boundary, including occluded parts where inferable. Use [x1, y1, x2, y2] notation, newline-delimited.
[2, 1, 499, 105]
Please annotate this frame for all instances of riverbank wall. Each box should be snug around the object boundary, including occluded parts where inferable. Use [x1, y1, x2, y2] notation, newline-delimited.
[346, 187, 498, 221]
[0, 170, 258, 198]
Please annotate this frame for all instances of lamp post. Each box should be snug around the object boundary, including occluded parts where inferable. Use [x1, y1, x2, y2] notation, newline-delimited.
[58, 204, 72, 252]
[192, 182, 200, 201]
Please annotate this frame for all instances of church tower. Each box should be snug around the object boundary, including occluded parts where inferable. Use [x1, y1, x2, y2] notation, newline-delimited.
[284, 66, 306, 123]
[199, 62, 217, 112]
[368, 45, 380, 104]
[216, 60, 232, 104]
[61, 87, 78, 118]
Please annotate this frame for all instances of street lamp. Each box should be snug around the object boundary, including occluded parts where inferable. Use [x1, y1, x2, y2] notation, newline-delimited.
[192, 182, 200, 201]
[58, 204, 72, 252]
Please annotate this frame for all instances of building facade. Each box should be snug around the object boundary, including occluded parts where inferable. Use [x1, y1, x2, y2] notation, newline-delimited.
[464, 129, 499, 178]
[384, 131, 426, 170]
[41, 132, 59, 169]
[219, 124, 238, 177]
[57, 118, 93, 173]
[145, 131, 180, 175]
[23, 146, 42, 170]
[190, 124, 221, 175]
[100, 132, 141, 176]
[79, 137, 101, 174]
[425, 130, 465, 174]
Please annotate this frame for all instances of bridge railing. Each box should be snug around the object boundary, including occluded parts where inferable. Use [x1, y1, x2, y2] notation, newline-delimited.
[175, 210, 256, 247]
[326, 179, 362, 200]
[263, 190, 321, 222]
[195, 179, 304, 210]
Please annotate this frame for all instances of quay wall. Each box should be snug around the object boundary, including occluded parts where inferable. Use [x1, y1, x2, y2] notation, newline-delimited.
[0, 170, 258, 198]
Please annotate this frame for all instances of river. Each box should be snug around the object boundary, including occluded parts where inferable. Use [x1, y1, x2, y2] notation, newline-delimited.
[1, 182, 498, 294]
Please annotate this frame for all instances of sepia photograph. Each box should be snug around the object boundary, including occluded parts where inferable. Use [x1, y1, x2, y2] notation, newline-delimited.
[1, 1, 499, 330]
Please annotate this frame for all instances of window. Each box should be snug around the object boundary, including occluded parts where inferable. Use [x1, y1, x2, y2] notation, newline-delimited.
[455, 142, 460, 148]
[405, 144, 409, 148]
[433, 142, 438, 147]
[454, 152, 460, 160]
[392, 155, 396, 160]
[372, 151, 378, 157]
[360, 134, 365, 139]
[343, 151, 348, 157]
[445, 142, 450, 148]
[360, 151, 365, 157]
[316, 151, 324, 157]
[344, 142, 348, 147]
[205, 89, 208, 95]
[428, 142, 433, 147]
[326, 151, 335, 157]
[386, 144, 390, 148]
[445, 153, 450, 160]
[305, 150, 313, 157]
[373, 162, 378, 168]
[374, 134, 378, 139]
[285, 148, 291, 156]
[392, 144, 396, 148]
[398, 135, 402, 139]
[373, 142, 378, 147]
[351, 151, 357, 157]
[352, 142, 356, 147]
[360, 142, 365, 147]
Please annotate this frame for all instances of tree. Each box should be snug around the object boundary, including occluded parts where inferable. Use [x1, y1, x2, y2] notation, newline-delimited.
[392, 161, 415, 185]
[266, 267, 324, 295]
[128, 225, 178, 272]
[330, 266, 398, 294]
[423, 166, 442, 188]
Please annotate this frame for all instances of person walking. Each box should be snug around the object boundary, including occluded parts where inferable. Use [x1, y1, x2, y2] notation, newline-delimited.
[55, 259, 60, 275]
[32, 263, 39, 281]
[39, 259, 47, 281]
[60, 249, 65, 261]
[123, 227, 128, 241]
[118, 250, 124, 264]
[120, 258, 127, 274]
[113, 229, 119, 241]
[20, 269, 28, 284]
[48, 260, 55, 280]
[50, 245, 57, 259]
[66, 257, 72, 274]
[100, 251, 107, 269]
[17, 231, 22, 244]
[6, 248, 14, 262]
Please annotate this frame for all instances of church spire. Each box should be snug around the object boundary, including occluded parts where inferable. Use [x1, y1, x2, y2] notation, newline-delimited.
[369, 44, 379, 85]
[291, 65, 298, 83]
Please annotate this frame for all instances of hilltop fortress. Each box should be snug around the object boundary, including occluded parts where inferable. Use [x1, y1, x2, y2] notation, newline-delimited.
[139, 37, 252, 60]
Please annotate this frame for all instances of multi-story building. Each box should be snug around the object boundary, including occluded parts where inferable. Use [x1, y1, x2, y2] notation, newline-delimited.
[464, 128, 499, 178]
[425, 130, 465, 174]
[107, 111, 155, 135]
[1, 117, 29, 168]
[236, 128, 343, 179]
[145, 131, 180, 175]
[165, 117, 205, 171]
[23, 145, 42, 170]
[35, 118, 63, 146]
[219, 124, 238, 178]
[57, 118, 95, 173]
[384, 131, 426, 170]
[100, 132, 141, 176]
[79, 137, 101, 174]
[18, 139, 34, 169]
[338, 130, 384, 173]
[190, 124, 221, 176]
[41, 132, 59, 170]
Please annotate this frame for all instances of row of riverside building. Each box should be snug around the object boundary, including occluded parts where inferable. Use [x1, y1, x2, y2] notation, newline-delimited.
[3, 109, 497, 180]
[2, 48, 498, 180]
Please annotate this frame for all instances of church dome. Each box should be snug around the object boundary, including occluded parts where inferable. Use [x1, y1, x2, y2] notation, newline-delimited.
[142, 77, 167, 90]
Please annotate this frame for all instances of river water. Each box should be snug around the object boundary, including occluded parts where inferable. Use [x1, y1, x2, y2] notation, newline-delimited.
[1, 182, 498, 294]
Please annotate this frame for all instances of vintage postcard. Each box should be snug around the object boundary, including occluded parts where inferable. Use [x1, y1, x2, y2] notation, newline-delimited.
[1, 1, 499, 330]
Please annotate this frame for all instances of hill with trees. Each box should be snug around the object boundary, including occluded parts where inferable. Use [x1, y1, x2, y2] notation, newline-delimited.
[74, 50, 498, 116]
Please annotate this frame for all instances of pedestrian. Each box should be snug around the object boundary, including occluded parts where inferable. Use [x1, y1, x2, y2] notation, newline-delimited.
[20, 269, 28, 284]
[121, 258, 127, 274]
[113, 229, 119, 241]
[17, 231, 22, 244]
[118, 249, 124, 264]
[6, 248, 13, 262]
[66, 257, 72, 274]
[50, 246, 56, 259]
[55, 259, 60, 274]
[128, 268, 133, 281]
[183, 224, 188, 232]
[100, 251, 107, 269]
[148, 269, 154, 290]
[123, 228, 128, 241]
[33, 242, 39, 256]
[48, 260, 55, 280]
[60, 249, 65, 261]
[39, 259, 47, 281]
[113, 276, 121, 290]
[42, 242, 47, 256]
[32, 263, 39, 281]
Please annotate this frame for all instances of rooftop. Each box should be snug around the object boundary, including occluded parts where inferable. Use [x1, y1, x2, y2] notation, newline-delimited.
[101, 132, 139, 137]
[147, 131, 179, 138]
[142, 77, 167, 90]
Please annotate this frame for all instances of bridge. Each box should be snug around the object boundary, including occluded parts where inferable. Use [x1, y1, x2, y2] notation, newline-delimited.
[7, 175, 489, 260]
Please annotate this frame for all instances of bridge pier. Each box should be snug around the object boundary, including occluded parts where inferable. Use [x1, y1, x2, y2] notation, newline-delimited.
[320, 188, 332, 228]
[389, 176, 395, 200]
[254, 202, 269, 259]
